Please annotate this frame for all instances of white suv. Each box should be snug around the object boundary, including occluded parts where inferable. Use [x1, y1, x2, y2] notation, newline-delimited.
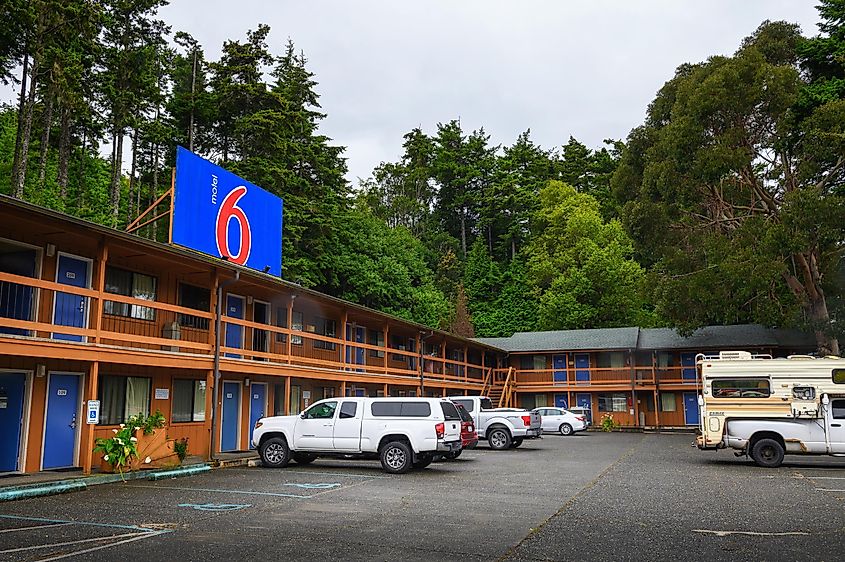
[252, 397, 463, 474]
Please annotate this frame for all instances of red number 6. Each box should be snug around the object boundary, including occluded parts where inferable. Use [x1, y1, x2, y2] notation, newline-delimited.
[215, 186, 252, 266]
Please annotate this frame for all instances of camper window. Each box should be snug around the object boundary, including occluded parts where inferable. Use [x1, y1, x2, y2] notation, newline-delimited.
[832, 369, 845, 384]
[712, 378, 770, 398]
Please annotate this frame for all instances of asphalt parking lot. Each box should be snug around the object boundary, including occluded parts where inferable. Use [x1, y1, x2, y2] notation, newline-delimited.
[2, 432, 845, 561]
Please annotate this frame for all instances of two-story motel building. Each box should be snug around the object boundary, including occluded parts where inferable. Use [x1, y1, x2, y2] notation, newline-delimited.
[0, 195, 815, 475]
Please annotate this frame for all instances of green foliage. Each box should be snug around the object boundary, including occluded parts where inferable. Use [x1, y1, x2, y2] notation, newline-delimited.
[127, 409, 166, 435]
[613, 19, 844, 353]
[524, 181, 649, 330]
[600, 412, 619, 432]
[93, 425, 138, 472]
[173, 438, 189, 461]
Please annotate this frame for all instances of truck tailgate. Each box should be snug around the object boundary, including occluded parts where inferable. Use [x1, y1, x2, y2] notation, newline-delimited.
[444, 420, 461, 442]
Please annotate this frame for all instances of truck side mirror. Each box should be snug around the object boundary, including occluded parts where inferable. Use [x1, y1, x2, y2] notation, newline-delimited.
[822, 394, 830, 405]
[697, 395, 704, 406]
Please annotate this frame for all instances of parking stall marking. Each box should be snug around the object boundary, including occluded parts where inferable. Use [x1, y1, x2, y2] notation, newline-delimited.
[177, 503, 252, 511]
[0, 515, 169, 562]
[125, 483, 313, 498]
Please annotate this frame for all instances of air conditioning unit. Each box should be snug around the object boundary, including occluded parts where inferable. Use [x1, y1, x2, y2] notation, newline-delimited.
[719, 351, 752, 360]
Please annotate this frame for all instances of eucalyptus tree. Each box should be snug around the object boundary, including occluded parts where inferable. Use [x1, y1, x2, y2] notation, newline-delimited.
[613, 21, 844, 354]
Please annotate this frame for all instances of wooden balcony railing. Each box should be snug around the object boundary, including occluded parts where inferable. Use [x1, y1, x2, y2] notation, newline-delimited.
[503, 365, 698, 389]
[0, 271, 489, 386]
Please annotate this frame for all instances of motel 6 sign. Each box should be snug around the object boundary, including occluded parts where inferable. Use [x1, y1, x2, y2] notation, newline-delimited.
[172, 147, 283, 277]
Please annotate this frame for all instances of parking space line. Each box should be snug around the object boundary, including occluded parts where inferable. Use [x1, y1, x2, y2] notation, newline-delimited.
[125, 484, 313, 499]
[803, 476, 845, 480]
[0, 522, 72, 533]
[693, 529, 809, 537]
[0, 515, 161, 533]
[0, 531, 149, 554]
[38, 531, 167, 562]
[814, 488, 845, 492]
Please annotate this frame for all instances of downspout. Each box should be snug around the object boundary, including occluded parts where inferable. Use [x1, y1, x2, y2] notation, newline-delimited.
[210, 270, 240, 462]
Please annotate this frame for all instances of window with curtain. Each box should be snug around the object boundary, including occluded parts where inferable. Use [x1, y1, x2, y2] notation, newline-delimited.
[98, 375, 151, 424]
[598, 393, 628, 412]
[104, 266, 157, 320]
[172, 379, 206, 422]
[291, 311, 303, 345]
[660, 393, 677, 412]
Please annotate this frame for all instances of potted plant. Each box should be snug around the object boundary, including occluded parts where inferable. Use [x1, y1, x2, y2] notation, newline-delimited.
[127, 410, 180, 469]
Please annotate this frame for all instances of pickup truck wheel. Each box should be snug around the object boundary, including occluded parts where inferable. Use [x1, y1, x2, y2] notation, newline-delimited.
[380, 441, 412, 474]
[412, 453, 434, 469]
[750, 438, 785, 468]
[488, 428, 512, 450]
[510, 438, 524, 448]
[292, 453, 317, 465]
[559, 423, 573, 436]
[260, 437, 291, 468]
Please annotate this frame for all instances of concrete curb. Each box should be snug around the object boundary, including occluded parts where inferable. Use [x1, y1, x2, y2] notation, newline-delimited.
[0, 463, 213, 503]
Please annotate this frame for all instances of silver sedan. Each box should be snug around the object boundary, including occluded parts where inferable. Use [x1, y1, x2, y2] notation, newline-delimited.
[531, 407, 587, 436]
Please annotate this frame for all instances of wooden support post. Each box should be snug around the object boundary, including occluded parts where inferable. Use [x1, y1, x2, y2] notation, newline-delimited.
[92, 238, 108, 344]
[441, 338, 446, 377]
[383, 383, 388, 397]
[82, 361, 99, 475]
[416, 332, 423, 396]
[209, 270, 218, 356]
[383, 323, 389, 374]
[284, 376, 291, 415]
[286, 295, 294, 364]
[654, 389, 661, 429]
[205, 370, 214, 458]
[341, 309, 348, 371]
[341, 380, 347, 398]
[463, 345, 468, 384]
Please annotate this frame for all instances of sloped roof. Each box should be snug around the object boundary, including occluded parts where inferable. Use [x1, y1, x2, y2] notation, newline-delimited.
[476, 327, 640, 352]
[637, 324, 779, 350]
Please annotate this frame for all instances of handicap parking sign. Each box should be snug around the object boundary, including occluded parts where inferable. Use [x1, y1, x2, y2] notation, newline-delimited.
[86, 400, 100, 425]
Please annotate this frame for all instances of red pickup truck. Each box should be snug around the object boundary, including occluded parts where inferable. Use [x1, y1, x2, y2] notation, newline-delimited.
[443, 403, 479, 460]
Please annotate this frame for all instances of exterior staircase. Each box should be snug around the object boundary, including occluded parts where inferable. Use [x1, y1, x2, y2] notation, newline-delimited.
[482, 367, 514, 408]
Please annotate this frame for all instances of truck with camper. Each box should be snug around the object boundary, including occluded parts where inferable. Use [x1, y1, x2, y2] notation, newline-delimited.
[252, 397, 462, 474]
[449, 396, 542, 450]
[695, 351, 845, 468]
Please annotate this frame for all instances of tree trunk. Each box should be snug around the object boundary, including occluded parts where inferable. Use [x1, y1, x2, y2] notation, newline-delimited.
[128, 128, 138, 220]
[11, 51, 29, 197]
[460, 207, 467, 256]
[37, 87, 55, 191]
[189, 49, 197, 152]
[14, 55, 40, 198]
[57, 106, 71, 201]
[110, 130, 124, 226]
[783, 250, 840, 356]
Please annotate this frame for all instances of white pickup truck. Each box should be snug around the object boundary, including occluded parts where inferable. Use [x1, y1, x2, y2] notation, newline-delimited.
[449, 396, 542, 450]
[252, 397, 463, 474]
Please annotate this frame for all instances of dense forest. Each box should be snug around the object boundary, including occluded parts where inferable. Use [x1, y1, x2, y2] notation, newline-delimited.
[1, 1, 842, 354]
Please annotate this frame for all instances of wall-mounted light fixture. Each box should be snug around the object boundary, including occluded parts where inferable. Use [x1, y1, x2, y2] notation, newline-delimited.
[36, 364, 46, 378]
[246, 296, 253, 305]
[244, 378, 251, 387]
[45, 243, 56, 257]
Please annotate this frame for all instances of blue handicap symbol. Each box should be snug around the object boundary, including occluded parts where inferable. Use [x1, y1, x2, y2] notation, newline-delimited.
[178, 503, 251, 512]
[284, 483, 341, 490]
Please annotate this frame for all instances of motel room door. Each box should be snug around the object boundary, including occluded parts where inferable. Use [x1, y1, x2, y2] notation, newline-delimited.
[52, 254, 90, 341]
[0, 372, 26, 472]
[221, 381, 241, 452]
[249, 383, 267, 449]
[553, 354, 567, 383]
[43, 373, 81, 469]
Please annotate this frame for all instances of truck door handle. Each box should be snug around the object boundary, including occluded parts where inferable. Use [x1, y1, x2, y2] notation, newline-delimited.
[832, 423, 842, 427]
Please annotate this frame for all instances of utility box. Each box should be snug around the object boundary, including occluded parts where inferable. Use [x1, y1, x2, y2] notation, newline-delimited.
[162, 322, 181, 351]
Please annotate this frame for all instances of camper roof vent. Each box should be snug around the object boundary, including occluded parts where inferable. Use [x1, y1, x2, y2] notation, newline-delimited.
[719, 351, 753, 360]
[787, 354, 815, 360]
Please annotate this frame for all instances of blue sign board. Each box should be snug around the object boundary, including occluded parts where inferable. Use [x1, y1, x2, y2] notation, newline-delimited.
[172, 147, 283, 277]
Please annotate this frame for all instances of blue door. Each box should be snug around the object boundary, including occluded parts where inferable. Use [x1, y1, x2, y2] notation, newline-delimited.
[221, 382, 241, 451]
[554, 394, 568, 409]
[681, 352, 697, 381]
[43, 373, 80, 469]
[53, 255, 89, 342]
[248, 383, 266, 449]
[225, 295, 244, 358]
[576, 393, 592, 424]
[0, 248, 37, 336]
[683, 392, 700, 426]
[345, 325, 365, 371]
[0, 373, 26, 471]
[575, 354, 590, 382]
[553, 354, 567, 383]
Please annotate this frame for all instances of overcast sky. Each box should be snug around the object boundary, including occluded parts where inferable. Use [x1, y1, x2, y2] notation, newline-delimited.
[6, 1, 824, 185]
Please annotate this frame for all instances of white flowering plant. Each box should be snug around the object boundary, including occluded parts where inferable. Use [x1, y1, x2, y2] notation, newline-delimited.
[93, 425, 138, 473]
